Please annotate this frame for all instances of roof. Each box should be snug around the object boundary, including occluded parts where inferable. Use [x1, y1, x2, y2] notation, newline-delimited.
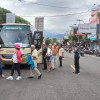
[0, 23, 31, 26]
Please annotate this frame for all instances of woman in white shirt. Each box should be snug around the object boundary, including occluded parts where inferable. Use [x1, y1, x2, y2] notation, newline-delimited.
[46, 44, 52, 72]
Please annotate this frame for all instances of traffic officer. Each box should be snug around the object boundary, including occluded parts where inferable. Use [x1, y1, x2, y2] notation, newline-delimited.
[73, 43, 80, 74]
[42, 43, 47, 70]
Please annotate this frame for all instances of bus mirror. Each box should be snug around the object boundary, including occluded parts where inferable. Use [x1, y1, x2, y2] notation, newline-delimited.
[27, 32, 32, 35]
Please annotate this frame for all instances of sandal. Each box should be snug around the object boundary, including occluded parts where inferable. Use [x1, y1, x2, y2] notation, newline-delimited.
[47, 70, 51, 72]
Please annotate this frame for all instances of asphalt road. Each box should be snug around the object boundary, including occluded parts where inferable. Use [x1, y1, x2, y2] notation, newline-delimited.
[0, 51, 100, 100]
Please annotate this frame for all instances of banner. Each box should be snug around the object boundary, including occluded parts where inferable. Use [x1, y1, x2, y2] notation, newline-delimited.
[89, 14, 97, 24]
[91, 6, 100, 16]
[77, 24, 97, 34]
[87, 34, 97, 40]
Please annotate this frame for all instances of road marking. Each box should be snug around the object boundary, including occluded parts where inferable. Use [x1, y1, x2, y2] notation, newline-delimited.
[70, 65, 75, 71]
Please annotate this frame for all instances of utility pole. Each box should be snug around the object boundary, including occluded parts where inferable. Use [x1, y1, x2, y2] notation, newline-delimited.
[76, 19, 84, 43]
[76, 19, 84, 24]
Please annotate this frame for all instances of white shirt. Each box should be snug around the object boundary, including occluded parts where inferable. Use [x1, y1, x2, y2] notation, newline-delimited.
[32, 49, 38, 59]
[47, 48, 52, 56]
[59, 48, 64, 57]
[13, 53, 17, 63]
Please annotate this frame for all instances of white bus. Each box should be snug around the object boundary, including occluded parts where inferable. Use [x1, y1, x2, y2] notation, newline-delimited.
[0, 23, 43, 65]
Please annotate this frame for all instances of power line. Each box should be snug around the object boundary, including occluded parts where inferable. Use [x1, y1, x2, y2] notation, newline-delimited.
[0, 10, 90, 18]
[23, 2, 88, 9]
[19, 10, 90, 18]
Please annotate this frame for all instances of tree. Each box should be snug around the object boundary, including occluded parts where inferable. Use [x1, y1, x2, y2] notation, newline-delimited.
[83, 33, 87, 41]
[0, 7, 30, 24]
[52, 38, 57, 43]
[63, 37, 68, 45]
[45, 37, 52, 45]
[0, 7, 11, 23]
[15, 16, 30, 24]
[68, 34, 78, 42]
[97, 12, 100, 19]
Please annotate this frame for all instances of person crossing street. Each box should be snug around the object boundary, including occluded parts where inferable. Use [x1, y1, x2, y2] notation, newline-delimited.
[30, 45, 42, 79]
[6, 44, 22, 80]
[73, 43, 80, 74]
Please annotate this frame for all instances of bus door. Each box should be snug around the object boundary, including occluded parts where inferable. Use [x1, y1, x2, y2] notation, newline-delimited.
[33, 31, 43, 50]
[33, 31, 43, 63]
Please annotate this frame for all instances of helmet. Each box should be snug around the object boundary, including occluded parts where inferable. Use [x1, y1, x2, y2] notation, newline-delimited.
[15, 44, 20, 49]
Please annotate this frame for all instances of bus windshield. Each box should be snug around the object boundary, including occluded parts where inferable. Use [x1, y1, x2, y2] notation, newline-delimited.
[0, 25, 31, 48]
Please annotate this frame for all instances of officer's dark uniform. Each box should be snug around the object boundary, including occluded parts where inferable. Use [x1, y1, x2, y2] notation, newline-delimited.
[74, 46, 80, 73]
[43, 47, 47, 69]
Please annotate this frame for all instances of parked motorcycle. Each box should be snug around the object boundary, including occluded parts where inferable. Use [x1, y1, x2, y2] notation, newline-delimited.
[64, 47, 69, 52]
[80, 50, 84, 56]
[88, 49, 95, 55]
[95, 49, 100, 57]
[69, 48, 72, 53]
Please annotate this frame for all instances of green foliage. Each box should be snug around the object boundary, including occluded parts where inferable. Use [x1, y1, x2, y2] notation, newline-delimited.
[0, 7, 30, 24]
[63, 39, 68, 45]
[0, 7, 11, 24]
[45, 37, 59, 45]
[52, 38, 59, 45]
[63, 37, 68, 45]
[83, 33, 87, 40]
[83, 33, 90, 43]
[52, 38, 57, 43]
[68, 34, 78, 42]
[97, 12, 100, 19]
[15, 16, 30, 24]
[45, 37, 52, 45]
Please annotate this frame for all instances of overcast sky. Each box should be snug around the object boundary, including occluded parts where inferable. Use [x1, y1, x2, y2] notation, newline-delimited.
[0, 0, 100, 34]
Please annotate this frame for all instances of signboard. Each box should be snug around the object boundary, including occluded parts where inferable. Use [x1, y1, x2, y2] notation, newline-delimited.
[35, 17, 44, 31]
[77, 24, 97, 34]
[73, 34, 84, 36]
[89, 14, 97, 24]
[87, 34, 97, 40]
[1, 25, 30, 31]
[91, 6, 100, 16]
[6, 13, 15, 23]
[64, 36, 68, 39]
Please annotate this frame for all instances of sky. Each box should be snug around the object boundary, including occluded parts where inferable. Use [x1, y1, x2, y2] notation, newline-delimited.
[0, 0, 100, 35]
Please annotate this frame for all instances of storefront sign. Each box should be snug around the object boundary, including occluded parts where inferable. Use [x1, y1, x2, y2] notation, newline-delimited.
[78, 24, 97, 34]
[87, 34, 97, 40]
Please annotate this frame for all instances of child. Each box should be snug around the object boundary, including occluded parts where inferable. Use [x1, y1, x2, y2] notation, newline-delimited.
[6, 44, 22, 80]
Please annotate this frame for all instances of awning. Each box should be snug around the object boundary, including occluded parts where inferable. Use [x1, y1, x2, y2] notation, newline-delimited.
[73, 34, 84, 36]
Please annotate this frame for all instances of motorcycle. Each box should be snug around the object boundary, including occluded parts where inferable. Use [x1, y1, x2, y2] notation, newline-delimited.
[80, 50, 84, 56]
[95, 49, 100, 57]
[88, 49, 94, 55]
[69, 48, 72, 53]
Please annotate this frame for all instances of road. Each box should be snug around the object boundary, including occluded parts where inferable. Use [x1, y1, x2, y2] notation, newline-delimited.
[0, 51, 100, 100]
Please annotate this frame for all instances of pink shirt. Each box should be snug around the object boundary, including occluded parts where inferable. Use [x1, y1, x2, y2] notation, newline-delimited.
[13, 50, 21, 63]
